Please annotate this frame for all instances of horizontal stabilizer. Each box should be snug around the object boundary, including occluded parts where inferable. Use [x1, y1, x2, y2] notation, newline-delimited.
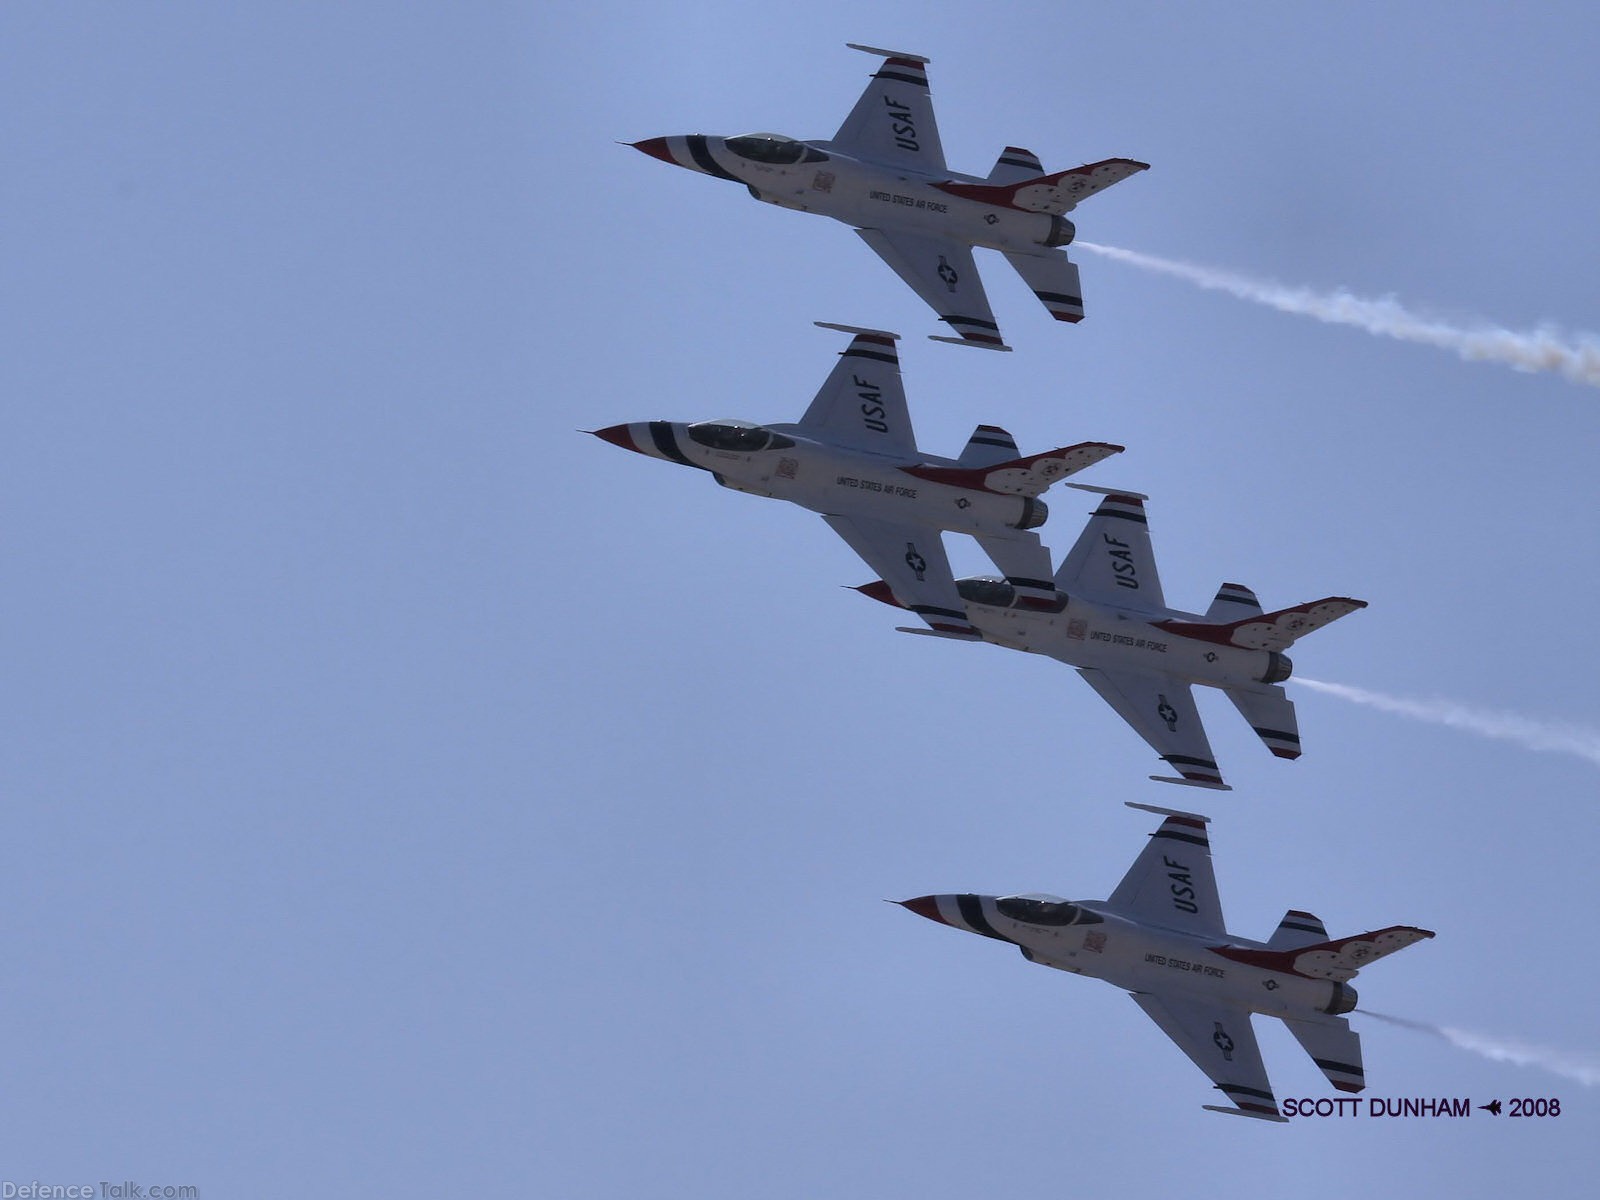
[936, 158, 1149, 215]
[1284, 1016, 1365, 1094]
[905, 442, 1123, 497]
[1216, 926, 1435, 982]
[1155, 597, 1368, 652]
[986, 146, 1043, 184]
[1266, 909, 1328, 950]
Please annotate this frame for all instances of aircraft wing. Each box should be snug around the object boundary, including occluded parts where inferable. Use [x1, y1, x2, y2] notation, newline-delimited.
[854, 229, 1009, 351]
[1077, 669, 1228, 790]
[1225, 684, 1301, 760]
[1283, 1016, 1366, 1094]
[1053, 493, 1165, 611]
[822, 514, 980, 637]
[794, 323, 916, 457]
[1002, 249, 1085, 324]
[1129, 993, 1286, 1122]
[1107, 804, 1225, 935]
[831, 45, 946, 174]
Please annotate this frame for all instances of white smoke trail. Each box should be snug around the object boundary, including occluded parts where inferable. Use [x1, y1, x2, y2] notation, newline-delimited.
[1364, 1011, 1600, 1086]
[1296, 678, 1600, 769]
[1077, 241, 1600, 387]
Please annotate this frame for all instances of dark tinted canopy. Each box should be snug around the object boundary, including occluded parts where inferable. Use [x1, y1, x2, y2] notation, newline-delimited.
[995, 895, 1103, 926]
[685, 420, 795, 453]
[726, 133, 827, 165]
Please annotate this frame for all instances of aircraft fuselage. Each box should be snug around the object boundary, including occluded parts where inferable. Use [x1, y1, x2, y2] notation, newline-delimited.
[959, 589, 1290, 690]
[635, 133, 1074, 255]
[912, 892, 1353, 1022]
[594, 419, 1045, 539]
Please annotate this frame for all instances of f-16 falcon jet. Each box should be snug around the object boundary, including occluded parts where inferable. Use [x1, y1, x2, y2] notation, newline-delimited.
[900, 803, 1434, 1122]
[630, 43, 1147, 350]
[590, 323, 1121, 620]
[857, 493, 1366, 789]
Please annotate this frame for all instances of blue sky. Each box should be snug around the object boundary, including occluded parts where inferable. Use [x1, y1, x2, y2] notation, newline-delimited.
[5, 2, 1598, 1194]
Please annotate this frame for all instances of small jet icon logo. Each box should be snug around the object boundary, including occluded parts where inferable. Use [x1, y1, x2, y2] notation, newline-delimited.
[1480, 1099, 1503, 1116]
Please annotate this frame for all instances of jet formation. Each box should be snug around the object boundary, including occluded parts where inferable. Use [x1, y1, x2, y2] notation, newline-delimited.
[900, 803, 1434, 1121]
[631, 43, 1146, 351]
[594, 323, 1364, 790]
[615, 43, 1431, 1120]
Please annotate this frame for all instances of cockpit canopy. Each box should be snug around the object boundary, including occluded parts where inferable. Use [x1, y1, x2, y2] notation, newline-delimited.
[725, 133, 828, 165]
[994, 894, 1103, 926]
[685, 419, 795, 453]
[956, 575, 1067, 613]
[956, 576, 1016, 608]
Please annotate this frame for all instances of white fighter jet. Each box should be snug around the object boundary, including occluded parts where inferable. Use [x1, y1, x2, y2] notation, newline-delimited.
[900, 803, 1434, 1121]
[590, 323, 1122, 621]
[857, 493, 1366, 788]
[630, 44, 1147, 350]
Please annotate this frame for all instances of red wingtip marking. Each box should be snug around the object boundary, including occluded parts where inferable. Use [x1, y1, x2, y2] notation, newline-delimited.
[1270, 748, 1302, 760]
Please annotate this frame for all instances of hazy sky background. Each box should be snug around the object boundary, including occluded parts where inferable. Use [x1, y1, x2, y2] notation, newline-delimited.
[5, 2, 1598, 1194]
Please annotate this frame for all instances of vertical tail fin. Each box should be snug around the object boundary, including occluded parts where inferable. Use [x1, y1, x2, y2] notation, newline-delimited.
[955, 424, 1020, 468]
[985, 146, 1043, 184]
[1266, 910, 1328, 949]
[1206, 583, 1262, 621]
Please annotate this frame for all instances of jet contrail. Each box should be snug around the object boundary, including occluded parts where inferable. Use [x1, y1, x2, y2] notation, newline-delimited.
[1077, 241, 1600, 387]
[1363, 1010, 1600, 1086]
[1296, 678, 1600, 769]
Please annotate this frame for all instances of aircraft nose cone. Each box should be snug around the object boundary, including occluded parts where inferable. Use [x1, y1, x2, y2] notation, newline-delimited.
[590, 423, 640, 453]
[853, 580, 901, 607]
[898, 896, 946, 925]
[631, 137, 675, 165]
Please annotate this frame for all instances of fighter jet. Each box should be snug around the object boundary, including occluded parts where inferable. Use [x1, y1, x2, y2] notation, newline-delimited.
[899, 803, 1434, 1121]
[590, 323, 1122, 623]
[630, 44, 1147, 351]
[857, 493, 1366, 788]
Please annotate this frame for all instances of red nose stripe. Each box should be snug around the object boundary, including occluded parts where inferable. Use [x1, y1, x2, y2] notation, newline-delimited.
[631, 137, 675, 165]
[590, 424, 638, 452]
[853, 580, 902, 607]
[899, 896, 946, 925]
